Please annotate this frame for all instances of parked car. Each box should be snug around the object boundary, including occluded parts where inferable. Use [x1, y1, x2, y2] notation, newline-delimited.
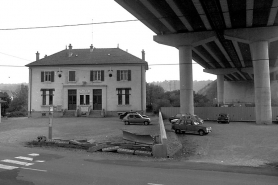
[168, 113, 183, 122]
[217, 113, 230, 123]
[171, 117, 211, 136]
[122, 113, 151, 125]
[170, 114, 204, 125]
[119, 111, 148, 119]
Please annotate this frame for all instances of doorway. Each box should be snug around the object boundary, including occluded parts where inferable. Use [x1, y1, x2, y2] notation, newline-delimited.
[93, 89, 102, 110]
[68, 89, 77, 110]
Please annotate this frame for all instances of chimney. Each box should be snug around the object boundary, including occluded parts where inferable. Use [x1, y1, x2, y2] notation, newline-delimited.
[90, 44, 94, 52]
[142, 49, 145, 61]
[68, 44, 73, 57]
[36, 51, 40, 61]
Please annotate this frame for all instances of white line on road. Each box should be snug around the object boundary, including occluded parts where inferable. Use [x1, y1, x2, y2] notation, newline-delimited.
[28, 153, 39, 156]
[0, 164, 19, 170]
[15, 156, 33, 161]
[2, 159, 34, 166]
[35, 160, 45, 163]
[21, 167, 47, 172]
[147, 183, 164, 185]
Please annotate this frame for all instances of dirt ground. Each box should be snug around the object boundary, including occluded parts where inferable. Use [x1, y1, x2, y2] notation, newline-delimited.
[165, 121, 278, 167]
[0, 116, 277, 167]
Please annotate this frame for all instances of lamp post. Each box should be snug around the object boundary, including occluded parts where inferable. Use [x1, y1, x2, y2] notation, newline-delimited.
[49, 106, 54, 140]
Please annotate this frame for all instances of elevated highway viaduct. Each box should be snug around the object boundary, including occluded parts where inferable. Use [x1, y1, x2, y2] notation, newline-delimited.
[115, 0, 278, 124]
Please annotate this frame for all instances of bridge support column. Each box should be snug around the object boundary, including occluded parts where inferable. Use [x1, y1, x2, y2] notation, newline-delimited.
[250, 41, 272, 124]
[179, 46, 194, 114]
[217, 74, 224, 106]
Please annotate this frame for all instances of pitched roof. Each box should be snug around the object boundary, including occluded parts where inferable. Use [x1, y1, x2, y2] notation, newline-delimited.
[26, 48, 148, 68]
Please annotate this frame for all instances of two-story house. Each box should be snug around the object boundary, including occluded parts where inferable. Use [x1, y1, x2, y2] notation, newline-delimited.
[26, 44, 148, 117]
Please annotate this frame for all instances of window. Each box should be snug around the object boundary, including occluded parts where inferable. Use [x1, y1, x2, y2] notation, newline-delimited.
[41, 89, 55, 105]
[80, 95, 90, 105]
[117, 88, 131, 105]
[41, 71, 54, 82]
[117, 70, 131, 81]
[68, 71, 76, 82]
[90, 70, 104, 81]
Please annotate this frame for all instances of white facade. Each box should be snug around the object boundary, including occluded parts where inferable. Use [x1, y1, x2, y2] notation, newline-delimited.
[28, 64, 147, 117]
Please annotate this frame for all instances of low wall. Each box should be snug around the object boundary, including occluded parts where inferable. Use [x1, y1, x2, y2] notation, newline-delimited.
[161, 107, 278, 121]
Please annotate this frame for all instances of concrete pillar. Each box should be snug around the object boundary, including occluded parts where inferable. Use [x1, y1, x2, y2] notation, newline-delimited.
[250, 41, 272, 124]
[217, 74, 224, 106]
[0, 103, 1, 123]
[179, 46, 194, 114]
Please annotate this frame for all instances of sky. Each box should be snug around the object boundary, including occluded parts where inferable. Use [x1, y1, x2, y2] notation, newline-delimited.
[0, 0, 216, 84]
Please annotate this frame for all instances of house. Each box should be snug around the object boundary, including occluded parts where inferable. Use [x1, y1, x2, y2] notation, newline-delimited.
[26, 44, 148, 117]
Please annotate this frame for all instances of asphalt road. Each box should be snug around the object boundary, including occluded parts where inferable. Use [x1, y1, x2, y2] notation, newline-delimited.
[0, 144, 277, 185]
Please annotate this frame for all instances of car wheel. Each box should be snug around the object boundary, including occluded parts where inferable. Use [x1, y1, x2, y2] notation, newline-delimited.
[144, 121, 148, 125]
[199, 130, 205, 136]
[175, 129, 180, 134]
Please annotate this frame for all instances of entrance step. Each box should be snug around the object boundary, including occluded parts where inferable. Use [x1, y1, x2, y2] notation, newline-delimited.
[88, 110, 103, 118]
[63, 110, 76, 117]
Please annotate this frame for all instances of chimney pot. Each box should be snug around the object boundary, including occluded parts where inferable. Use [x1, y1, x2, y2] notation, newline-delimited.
[68, 44, 73, 57]
[90, 44, 94, 52]
[142, 49, 145, 61]
[36, 51, 40, 61]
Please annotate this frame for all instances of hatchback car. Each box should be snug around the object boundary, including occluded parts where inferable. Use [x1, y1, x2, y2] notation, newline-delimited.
[217, 113, 230, 123]
[122, 113, 151, 125]
[172, 118, 211, 136]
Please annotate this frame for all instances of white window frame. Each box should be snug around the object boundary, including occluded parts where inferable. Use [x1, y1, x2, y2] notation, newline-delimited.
[120, 70, 128, 81]
[44, 71, 52, 82]
[93, 70, 101, 81]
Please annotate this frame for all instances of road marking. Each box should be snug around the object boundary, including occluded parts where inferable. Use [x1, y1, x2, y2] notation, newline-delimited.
[0, 164, 19, 170]
[15, 156, 33, 161]
[21, 167, 47, 172]
[2, 159, 34, 166]
[35, 160, 45, 163]
[148, 183, 164, 185]
[28, 153, 39, 156]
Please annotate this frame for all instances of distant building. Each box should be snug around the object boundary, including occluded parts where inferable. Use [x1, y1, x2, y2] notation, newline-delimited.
[26, 44, 148, 117]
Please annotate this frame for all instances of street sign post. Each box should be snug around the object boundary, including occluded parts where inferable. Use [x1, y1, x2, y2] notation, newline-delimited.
[49, 106, 54, 140]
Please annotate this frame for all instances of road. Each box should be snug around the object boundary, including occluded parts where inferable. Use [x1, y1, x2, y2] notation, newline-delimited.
[0, 144, 277, 185]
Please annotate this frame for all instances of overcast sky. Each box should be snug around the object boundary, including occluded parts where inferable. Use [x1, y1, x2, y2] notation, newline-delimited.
[0, 0, 216, 84]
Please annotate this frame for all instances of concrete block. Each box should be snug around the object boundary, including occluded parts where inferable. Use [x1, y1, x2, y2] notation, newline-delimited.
[134, 150, 152, 156]
[117, 148, 135, 155]
[102, 146, 119, 152]
[152, 144, 167, 158]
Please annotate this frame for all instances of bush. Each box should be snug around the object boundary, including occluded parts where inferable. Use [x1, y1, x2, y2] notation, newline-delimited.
[7, 111, 27, 117]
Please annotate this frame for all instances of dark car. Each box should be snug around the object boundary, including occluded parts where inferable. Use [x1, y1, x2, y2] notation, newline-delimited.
[171, 118, 211, 136]
[122, 113, 151, 125]
[217, 113, 230, 123]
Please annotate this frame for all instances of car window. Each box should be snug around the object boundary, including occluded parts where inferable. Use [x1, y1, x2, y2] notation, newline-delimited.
[186, 120, 191, 125]
[135, 115, 141, 118]
[129, 115, 134, 118]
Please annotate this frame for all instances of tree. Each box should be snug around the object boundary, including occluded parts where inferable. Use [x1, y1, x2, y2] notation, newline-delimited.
[146, 83, 165, 112]
[8, 84, 28, 113]
[1, 92, 11, 116]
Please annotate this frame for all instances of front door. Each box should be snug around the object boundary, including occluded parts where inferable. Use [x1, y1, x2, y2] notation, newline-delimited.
[93, 89, 102, 110]
[68, 90, 77, 110]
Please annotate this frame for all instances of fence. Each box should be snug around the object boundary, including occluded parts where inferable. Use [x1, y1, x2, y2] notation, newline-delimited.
[161, 107, 278, 121]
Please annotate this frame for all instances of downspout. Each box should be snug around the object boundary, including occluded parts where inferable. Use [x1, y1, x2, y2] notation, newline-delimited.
[29, 68, 32, 117]
[141, 65, 144, 113]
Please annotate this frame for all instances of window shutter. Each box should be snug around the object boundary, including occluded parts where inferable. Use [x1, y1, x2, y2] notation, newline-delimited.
[128, 70, 131, 81]
[90, 71, 93, 81]
[117, 70, 120, 81]
[41, 71, 44, 82]
[51, 71, 55, 82]
[101, 70, 104, 81]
